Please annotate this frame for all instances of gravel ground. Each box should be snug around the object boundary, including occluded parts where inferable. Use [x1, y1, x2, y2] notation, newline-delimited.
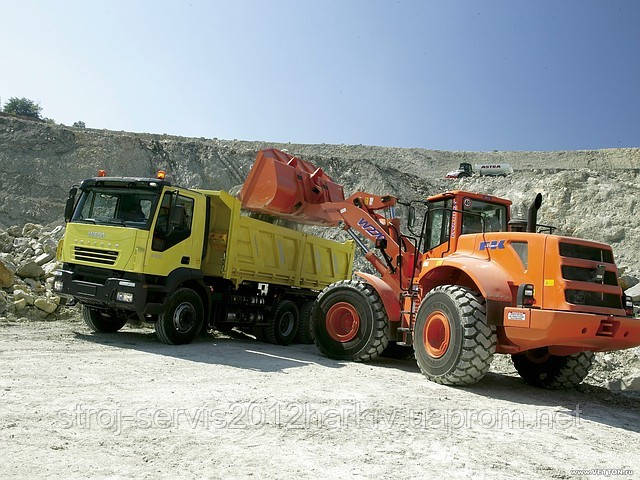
[0, 319, 638, 479]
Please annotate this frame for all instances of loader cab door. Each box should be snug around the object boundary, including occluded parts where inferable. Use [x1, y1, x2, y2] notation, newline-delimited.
[423, 199, 453, 257]
[145, 187, 204, 276]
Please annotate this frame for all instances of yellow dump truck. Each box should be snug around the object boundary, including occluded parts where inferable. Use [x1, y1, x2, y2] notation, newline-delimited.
[54, 173, 355, 345]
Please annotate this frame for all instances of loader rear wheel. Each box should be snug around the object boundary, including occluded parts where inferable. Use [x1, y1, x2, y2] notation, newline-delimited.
[512, 349, 594, 389]
[414, 285, 496, 386]
[82, 305, 127, 333]
[264, 300, 299, 345]
[295, 300, 316, 344]
[155, 288, 204, 345]
[313, 280, 389, 362]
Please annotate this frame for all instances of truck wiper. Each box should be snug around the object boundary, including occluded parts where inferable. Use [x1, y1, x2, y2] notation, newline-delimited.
[78, 218, 96, 224]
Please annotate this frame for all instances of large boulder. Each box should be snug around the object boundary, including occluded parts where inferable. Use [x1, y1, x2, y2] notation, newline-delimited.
[34, 297, 58, 314]
[16, 261, 44, 279]
[0, 259, 15, 287]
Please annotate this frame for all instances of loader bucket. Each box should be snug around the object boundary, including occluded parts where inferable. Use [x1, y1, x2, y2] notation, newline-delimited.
[239, 149, 345, 226]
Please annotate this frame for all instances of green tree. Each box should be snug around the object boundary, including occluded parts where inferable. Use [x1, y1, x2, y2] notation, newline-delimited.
[3, 97, 42, 118]
[73, 121, 86, 128]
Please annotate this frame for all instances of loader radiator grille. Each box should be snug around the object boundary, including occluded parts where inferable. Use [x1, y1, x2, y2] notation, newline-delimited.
[565, 290, 621, 309]
[561, 266, 618, 286]
[559, 243, 613, 263]
[73, 246, 119, 266]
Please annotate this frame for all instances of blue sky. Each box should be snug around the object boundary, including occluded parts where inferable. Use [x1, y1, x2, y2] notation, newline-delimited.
[1, 0, 638, 151]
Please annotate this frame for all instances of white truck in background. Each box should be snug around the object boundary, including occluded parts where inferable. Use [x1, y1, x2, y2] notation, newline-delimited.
[445, 162, 513, 178]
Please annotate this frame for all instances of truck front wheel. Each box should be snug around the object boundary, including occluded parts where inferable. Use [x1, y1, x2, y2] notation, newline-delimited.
[155, 288, 204, 345]
[511, 349, 594, 389]
[313, 280, 389, 361]
[414, 285, 496, 386]
[83, 305, 127, 333]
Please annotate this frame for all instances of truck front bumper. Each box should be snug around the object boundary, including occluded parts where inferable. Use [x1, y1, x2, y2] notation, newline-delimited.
[500, 307, 640, 355]
[54, 269, 165, 317]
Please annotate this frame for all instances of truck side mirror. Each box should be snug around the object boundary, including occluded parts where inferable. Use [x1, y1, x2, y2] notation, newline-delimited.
[64, 187, 77, 223]
[407, 205, 416, 229]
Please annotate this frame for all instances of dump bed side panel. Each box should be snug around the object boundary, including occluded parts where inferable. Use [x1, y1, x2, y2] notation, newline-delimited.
[201, 191, 354, 290]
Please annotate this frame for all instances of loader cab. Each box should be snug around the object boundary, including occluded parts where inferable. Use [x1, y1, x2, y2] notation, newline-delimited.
[420, 190, 511, 256]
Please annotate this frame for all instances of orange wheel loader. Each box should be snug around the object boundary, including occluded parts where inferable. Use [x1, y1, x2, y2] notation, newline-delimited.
[240, 149, 640, 388]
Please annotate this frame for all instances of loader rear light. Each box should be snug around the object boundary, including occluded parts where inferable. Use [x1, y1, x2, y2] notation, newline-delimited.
[517, 283, 535, 307]
[623, 294, 634, 317]
[97, 169, 107, 177]
[156, 170, 166, 179]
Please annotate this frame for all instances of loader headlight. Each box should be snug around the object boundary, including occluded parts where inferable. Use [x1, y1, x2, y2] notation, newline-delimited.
[622, 294, 634, 317]
[116, 292, 134, 303]
[517, 283, 536, 307]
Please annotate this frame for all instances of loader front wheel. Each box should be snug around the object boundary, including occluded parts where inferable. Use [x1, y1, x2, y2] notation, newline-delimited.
[313, 280, 389, 362]
[511, 349, 594, 389]
[155, 288, 204, 345]
[414, 285, 496, 386]
[82, 305, 127, 333]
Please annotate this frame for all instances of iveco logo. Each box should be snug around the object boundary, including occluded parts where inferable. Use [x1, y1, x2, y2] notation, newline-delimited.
[88, 231, 105, 239]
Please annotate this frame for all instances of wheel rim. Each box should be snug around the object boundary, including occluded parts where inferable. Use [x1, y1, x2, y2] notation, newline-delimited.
[173, 302, 196, 333]
[278, 311, 295, 337]
[424, 310, 451, 358]
[326, 302, 360, 342]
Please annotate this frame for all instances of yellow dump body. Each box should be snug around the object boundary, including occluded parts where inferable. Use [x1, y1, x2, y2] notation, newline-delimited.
[200, 190, 355, 290]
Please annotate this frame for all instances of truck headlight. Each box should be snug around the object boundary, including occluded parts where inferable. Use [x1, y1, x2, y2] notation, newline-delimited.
[116, 292, 134, 303]
[54, 280, 63, 291]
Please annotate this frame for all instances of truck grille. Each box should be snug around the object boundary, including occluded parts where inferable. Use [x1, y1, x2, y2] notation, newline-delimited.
[74, 246, 119, 265]
[559, 242, 613, 263]
[565, 290, 621, 309]
[561, 266, 617, 286]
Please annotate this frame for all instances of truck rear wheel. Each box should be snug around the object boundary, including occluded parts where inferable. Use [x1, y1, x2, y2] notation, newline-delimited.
[82, 305, 127, 333]
[512, 349, 594, 389]
[313, 280, 389, 361]
[155, 288, 204, 345]
[264, 300, 299, 345]
[295, 300, 315, 344]
[414, 285, 496, 386]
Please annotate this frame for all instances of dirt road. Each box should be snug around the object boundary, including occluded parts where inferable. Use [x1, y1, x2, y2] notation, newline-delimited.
[0, 319, 638, 479]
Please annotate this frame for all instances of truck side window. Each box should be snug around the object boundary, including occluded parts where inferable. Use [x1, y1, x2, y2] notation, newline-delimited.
[152, 193, 194, 251]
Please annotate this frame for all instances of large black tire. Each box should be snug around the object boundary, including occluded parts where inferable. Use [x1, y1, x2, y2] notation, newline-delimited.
[155, 288, 204, 345]
[313, 280, 389, 361]
[264, 300, 299, 345]
[295, 300, 315, 344]
[414, 285, 496, 386]
[82, 305, 127, 333]
[512, 349, 594, 389]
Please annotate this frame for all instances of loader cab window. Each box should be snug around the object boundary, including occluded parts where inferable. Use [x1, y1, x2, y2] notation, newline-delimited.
[462, 199, 507, 234]
[152, 192, 194, 251]
[424, 199, 452, 251]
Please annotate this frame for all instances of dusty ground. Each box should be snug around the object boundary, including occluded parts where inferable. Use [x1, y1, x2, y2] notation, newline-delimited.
[0, 319, 638, 480]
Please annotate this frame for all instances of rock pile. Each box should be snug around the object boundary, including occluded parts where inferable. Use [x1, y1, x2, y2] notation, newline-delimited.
[0, 223, 75, 320]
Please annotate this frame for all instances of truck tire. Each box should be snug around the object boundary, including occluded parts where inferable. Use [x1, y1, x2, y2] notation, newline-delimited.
[155, 288, 204, 345]
[82, 305, 127, 333]
[511, 349, 594, 389]
[295, 300, 315, 344]
[313, 280, 389, 362]
[414, 285, 496, 386]
[264, 300, 299, 345]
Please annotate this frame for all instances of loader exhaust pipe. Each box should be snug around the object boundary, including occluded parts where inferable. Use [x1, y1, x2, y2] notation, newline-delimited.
[527, 193, 543, 233]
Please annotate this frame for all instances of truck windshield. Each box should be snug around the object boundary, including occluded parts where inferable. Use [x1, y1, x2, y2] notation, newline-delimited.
[72, 187, 160, 229]
[462, 199, 507, 234]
